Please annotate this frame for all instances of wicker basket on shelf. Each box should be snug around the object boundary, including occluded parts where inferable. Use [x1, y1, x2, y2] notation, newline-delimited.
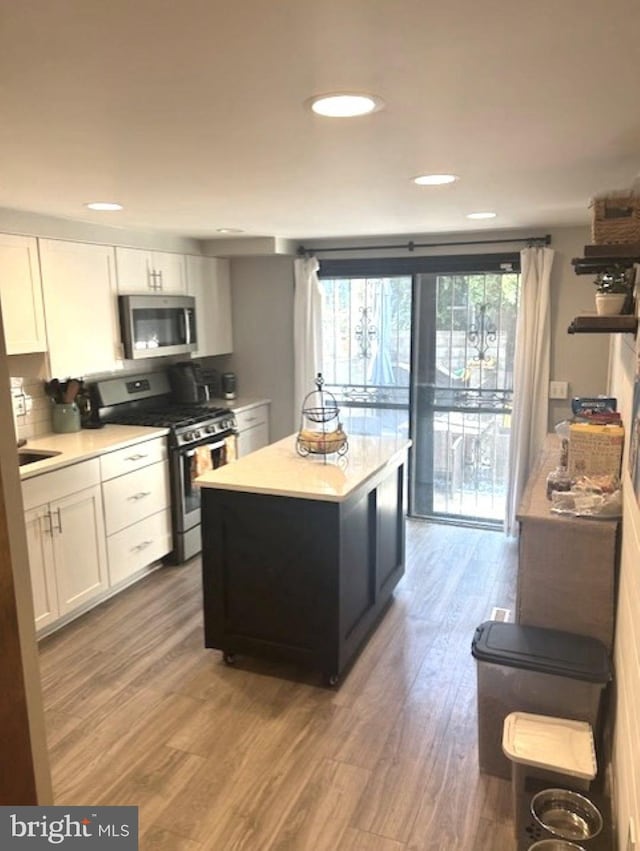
[590, 192, 640, 244]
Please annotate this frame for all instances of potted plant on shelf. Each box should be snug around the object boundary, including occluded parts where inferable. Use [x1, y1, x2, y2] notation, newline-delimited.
[594, 266, 634, 316]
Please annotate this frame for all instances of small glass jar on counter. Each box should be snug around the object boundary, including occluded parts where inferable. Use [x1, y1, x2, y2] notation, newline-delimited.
[546, 466, 572, 500]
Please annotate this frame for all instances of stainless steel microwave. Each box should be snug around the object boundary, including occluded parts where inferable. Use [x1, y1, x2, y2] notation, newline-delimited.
[118, 294, 197, 360]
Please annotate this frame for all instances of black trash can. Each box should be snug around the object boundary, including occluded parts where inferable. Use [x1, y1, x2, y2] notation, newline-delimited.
[471, 621, 611, 779]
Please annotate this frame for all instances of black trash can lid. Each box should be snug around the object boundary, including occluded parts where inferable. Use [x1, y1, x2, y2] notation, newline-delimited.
[471, 621, 611, 683]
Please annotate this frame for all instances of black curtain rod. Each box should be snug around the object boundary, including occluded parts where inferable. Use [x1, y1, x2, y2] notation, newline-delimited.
[297, 234, 551, 255]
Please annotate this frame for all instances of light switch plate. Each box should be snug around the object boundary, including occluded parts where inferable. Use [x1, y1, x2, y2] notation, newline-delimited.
[549, 380, 568, 399]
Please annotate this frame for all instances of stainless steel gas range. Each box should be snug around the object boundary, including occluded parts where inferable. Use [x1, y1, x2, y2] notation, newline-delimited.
[92, 371, 237, 563]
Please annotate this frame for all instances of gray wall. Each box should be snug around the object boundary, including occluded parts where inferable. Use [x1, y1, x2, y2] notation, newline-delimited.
[547, 225, 610, 429]
[224, 226, 609, 438]
[226, 256, 295, 441]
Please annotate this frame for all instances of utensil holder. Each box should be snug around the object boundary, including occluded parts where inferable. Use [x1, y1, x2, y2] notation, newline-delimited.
[52, 402, 81, 433]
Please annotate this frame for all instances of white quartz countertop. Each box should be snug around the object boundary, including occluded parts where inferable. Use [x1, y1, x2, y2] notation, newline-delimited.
[18, 425, 169, 480]
[196, 433, 411, 502]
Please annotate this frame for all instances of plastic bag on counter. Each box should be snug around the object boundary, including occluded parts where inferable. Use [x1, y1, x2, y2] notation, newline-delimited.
[550, 486, 622, 518]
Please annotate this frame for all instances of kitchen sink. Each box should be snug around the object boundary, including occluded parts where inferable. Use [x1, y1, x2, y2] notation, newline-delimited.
[18, 450, 62, 466]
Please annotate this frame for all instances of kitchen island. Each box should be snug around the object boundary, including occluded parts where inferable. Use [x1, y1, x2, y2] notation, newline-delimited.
[197, 433, 411, 684]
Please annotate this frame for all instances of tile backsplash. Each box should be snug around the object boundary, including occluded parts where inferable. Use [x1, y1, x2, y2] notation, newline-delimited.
[10, 376, 51, 441]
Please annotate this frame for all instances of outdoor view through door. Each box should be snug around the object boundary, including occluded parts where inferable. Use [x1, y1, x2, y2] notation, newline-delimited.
[319, 265, 520, 526]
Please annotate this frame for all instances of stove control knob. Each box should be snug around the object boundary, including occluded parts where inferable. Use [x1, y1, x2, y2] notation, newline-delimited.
[205, 424, 215, 434]
[183, 431, 194, 442]
[192, 429, 201, 440]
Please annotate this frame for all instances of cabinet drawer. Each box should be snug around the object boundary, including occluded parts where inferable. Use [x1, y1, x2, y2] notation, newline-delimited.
[237, 422, 270, 458]
[235, 405, 269, 432]
[107, 509, 172, 586]
[102, 461, 170, 535]
[100, 437, 167, 480]
[22, 458, 101, 511]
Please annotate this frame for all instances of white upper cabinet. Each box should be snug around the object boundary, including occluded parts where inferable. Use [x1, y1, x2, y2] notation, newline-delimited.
[38, 239, 121, 377]
[186, 255, 233, 356]
[115, 247, 186, 294]
[0, 233, 47, 354]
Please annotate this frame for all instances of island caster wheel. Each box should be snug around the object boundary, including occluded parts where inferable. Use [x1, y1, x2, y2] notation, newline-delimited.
[222, 652, 236, 666]
[325, 673, 339, 687]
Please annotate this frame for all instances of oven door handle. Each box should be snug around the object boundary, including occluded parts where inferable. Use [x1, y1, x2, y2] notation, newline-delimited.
[184, 439, 226, 457]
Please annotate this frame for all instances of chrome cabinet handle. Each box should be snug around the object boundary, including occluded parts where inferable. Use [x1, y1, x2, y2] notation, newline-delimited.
[53, 508, 62, 534]
[128, 491, 151, 501]
[41, 512, 54, 536]
[131, 539, 153, 552]
[124, 453, 148, 461]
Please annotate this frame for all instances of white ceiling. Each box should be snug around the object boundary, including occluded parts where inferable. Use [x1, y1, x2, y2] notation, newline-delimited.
[2, 0, 640, 241]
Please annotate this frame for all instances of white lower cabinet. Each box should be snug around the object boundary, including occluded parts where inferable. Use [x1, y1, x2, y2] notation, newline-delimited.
[100, 436, 172, 587]
[24, 506, 60, 630]
[22, 459, 108, 630]
[22, 436, 172, 634]
[235, 404, 270, 458]
[51, 485, 109, 616]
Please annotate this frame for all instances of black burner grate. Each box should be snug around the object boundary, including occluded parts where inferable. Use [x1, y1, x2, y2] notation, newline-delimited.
[104, 405, 229, 430]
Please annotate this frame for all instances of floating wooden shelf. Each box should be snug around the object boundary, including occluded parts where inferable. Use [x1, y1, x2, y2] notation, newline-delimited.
[572, 243, 640, 274]
[568, 314, 638, 334]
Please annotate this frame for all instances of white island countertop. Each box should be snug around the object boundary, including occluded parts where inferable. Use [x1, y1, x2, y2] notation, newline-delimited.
[196, 433, 411, 502]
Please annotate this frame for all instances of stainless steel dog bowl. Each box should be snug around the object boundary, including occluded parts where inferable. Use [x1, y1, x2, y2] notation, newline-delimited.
[531, 788, 603, 841]
[528, 840, 586, 850]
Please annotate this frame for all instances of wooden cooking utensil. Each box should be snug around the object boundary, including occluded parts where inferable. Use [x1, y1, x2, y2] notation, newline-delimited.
[63, 379, 80, 404]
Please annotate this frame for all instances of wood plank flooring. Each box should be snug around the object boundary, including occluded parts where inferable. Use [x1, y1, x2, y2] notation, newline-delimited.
[39, 519, 519, 850]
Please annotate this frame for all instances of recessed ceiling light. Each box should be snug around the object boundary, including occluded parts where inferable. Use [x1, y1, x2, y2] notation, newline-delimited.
[466, 211, 497, 220]
[309, 93, 384, 117]
[216, 228, 244, 234]
[85, 201, 123, 211]
[413, 174, 459, 186]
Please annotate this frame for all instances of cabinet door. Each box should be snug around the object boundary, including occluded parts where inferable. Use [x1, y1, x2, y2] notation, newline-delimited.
[153, 251, 186, 294]
[187, 255, 233, 355]
[0, 234, 47, 354]
[52, 484, 108, 617]
[115, 247, 155, 293]
[39, 240, 120, 377]
[24, 505, 59, 630]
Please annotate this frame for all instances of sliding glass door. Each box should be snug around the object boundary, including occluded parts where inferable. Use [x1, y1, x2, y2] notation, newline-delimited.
[318, 253, 520, 527]
[410, 270, 519, 525]
[318, 276, 412, 440]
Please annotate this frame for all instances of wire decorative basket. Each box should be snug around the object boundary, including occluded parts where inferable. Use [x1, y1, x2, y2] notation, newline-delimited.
[296, 373, 348, 458]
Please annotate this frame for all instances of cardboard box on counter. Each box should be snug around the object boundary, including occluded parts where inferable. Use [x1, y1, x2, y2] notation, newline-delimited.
[568, 422, 624, 478]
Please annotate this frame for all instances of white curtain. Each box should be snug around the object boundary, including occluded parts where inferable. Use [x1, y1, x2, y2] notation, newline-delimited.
[293, 255, 323, 426]
[505, 246, 555, 535]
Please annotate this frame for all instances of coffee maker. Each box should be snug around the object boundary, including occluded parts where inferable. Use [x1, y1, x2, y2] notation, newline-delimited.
[168, 362, 209, 404]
